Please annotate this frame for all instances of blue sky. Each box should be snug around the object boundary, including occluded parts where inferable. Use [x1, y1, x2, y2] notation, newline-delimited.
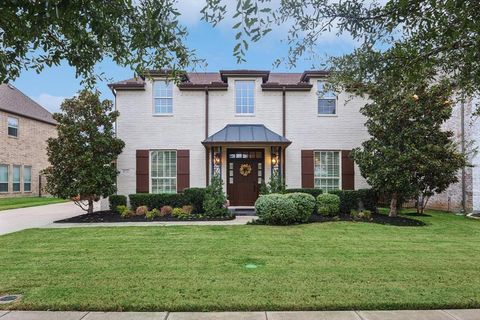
[11, 1, 357, 114]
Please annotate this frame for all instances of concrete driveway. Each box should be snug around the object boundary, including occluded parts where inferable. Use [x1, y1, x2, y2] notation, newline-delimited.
[0, 201, 97, 235]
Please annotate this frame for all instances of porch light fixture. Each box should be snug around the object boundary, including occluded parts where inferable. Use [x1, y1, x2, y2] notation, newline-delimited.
[214, 153, 221, 165]
[271, 153, 278, 166]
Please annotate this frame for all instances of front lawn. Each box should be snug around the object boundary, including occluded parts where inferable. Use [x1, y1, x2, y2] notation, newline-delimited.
[0, 197, 67, 211]
[0, 210, 479, 311]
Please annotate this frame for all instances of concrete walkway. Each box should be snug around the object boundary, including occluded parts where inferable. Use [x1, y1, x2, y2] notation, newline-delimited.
[0, 202, 99, 235]
[0, 310, 478, 320]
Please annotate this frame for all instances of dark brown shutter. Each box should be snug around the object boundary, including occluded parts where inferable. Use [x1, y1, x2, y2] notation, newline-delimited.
[301, 150, 314, 188]
[136, 150, 149, 193]
[342, 150, 355, 190]
[177, 150, 190, 192]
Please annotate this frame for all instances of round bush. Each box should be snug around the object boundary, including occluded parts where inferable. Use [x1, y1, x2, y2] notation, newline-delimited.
[254, 194, 297, 225]
[317, 193, 340, 216]
[284, 192, 316, 222]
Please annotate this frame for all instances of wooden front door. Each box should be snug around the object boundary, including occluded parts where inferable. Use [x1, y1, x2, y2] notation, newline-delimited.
[227, 149, 264, 206]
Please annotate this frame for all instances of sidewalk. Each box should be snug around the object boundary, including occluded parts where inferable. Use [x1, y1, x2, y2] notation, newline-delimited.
[0, 310, 478, 320]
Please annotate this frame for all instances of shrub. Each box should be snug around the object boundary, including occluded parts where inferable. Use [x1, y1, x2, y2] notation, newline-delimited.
[117, 205, 133, 219]
[182, 205, 193, 215]
[328, 190, 358, 213]
[160, 205, 173, 216]
[172, 207, 190, 219]
[109, 195, 127, 212]
[284, 192, 316, 222]
[254, 194, 297, 225]
[183, 188, 206, 214]
[135, 205, 148, 216]
[350, 209, 373, 221]
[129, 193, 188, 211]
[357, 189, 378, 212]
[285, 188, 323, 198]
[317, 193, 340, 216]
[146, 208, 160, 221]
[203, 174, 229, 217]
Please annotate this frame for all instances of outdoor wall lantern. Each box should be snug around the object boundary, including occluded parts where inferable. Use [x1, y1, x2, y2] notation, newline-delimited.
[214, 153, 221, 165]
[271, 153, 278, 166]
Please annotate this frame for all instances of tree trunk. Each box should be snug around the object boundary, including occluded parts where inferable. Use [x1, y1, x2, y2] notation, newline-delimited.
[389, 193, 398, 217]
[87, 199, 94, 214]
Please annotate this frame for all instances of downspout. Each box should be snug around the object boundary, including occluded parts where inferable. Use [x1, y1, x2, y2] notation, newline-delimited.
[461, 95, 466, 213]
[205, 87, 210, 186]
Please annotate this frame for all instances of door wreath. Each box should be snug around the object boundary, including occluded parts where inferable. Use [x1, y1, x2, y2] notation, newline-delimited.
[239, 163, 252, 176]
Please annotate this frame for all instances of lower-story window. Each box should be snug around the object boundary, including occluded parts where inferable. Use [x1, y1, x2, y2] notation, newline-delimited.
[0, 164, 8, 192]
[24, 166, 32, 192]
[13, 165, 20, 192]
[314, 151, 341, 192]
[151, 150, 177, 193]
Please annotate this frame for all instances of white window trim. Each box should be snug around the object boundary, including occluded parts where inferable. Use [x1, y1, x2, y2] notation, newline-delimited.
[0, 164, 8, 193]
[313, 150, 342, 191]
[7, 116, 19, 137]
[149, 150, 177, 194]
[152, 80, 174, 116]
[234, 80, 256, 116]
[317, 80, 338, 117]
[12, 164, 21, 193]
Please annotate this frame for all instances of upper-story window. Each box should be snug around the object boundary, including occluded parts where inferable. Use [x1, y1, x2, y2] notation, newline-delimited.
[235, 80, 255, 114]
[153, 80, 173, 115]
[317, 81, 337, 115]
[8, 117, 18, 137]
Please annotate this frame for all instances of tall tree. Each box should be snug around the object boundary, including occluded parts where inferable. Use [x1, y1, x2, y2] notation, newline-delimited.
[1, 0, 200, 85]
[44, 90, 125, 214]
[352, 80, 466, 217]
[203, 0, 480, 112]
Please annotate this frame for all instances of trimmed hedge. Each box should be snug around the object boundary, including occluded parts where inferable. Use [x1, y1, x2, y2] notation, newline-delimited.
[129, 193, 189, 211]
[329, 190, 359, 214]
[183, 188, 206, 214]
[109, 195, 127, 212]
[357, 189, 377, 212]
[285, 188, 323, 198]
[317, 193, 340, 216]
[255, 194, 298, 225]
[284, 192, 316, 222]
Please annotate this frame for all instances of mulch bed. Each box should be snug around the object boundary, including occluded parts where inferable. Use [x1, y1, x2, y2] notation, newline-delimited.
[308, 212, 426, 226]
[55, 210, 236, 223]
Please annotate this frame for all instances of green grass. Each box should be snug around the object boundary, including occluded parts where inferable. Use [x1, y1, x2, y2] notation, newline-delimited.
[0, 210, 479, 311]
[0, 197, 67, 211]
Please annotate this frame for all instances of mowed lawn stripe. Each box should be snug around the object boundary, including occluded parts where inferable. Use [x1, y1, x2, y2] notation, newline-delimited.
[0, 211, 479, 311]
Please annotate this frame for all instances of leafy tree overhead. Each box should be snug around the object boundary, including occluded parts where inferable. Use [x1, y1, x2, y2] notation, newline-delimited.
[352, 80, 466, 217]
[1, 0, 199, 85]
[203, 0, 480, 112]
[44, 90, 125, 214]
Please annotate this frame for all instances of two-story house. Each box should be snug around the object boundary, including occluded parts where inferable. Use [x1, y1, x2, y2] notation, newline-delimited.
[0, 84, 57, 197]
[109, 70, 475, 212]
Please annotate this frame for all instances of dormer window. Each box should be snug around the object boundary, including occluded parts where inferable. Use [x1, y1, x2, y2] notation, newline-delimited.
[235, 80, 255, 114]
[153, 80, 173, 115]
[317, 81, 337, 115]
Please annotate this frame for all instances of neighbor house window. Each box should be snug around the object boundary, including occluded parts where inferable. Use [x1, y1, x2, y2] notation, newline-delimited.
[13, 165, 20, 192]
[24, 166, 31, 192]
[153, 80, 173, 114]
[314, 151, 340, 191]
[8, 117, 18, 137]
[235, 80, 255, 114]
[317, 81, 336, 115]
[0, 165, 8, 192]
[151, 150, 176, 193]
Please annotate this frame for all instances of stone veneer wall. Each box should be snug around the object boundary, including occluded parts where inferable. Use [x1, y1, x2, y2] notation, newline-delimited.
[0, 110, 56, 197]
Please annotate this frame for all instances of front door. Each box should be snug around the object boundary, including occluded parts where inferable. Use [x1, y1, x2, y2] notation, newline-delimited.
[227, 149, 264, 206]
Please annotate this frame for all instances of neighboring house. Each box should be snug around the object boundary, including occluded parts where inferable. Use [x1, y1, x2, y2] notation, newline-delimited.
[109, 70, 474, 211]
[0, 84, 57, 197]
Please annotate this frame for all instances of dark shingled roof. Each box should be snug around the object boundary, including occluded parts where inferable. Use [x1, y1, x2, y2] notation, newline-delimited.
[108, 70, 328, 91]
[0, 84, 56, 125]
[203, 124, 291, 145]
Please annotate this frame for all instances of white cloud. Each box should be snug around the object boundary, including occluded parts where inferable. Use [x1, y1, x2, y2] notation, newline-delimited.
[34, 93, 66, 114]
